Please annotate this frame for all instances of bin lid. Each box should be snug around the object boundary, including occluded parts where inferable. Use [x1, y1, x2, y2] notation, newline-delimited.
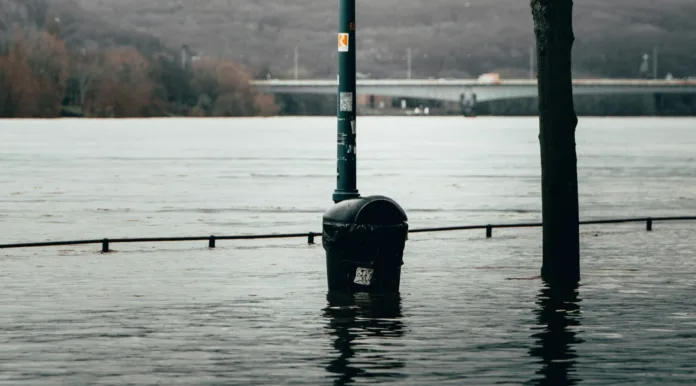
[323, 195, 408, 225]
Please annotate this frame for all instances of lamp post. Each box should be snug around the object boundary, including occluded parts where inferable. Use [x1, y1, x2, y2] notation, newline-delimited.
[333, 0, 359, 203]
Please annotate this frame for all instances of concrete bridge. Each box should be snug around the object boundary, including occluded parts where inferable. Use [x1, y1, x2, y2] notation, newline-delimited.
[250, 78, 696, 104]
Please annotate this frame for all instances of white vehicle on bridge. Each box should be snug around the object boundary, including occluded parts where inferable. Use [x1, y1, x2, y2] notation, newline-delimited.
[477, 73, 501, 84]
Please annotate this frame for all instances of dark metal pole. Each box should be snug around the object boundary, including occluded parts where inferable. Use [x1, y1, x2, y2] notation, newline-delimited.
[333, 0, 359, 203]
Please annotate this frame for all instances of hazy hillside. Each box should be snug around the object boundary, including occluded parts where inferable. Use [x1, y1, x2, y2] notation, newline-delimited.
[2, 0, 696, 79]
[0, 0, 165, 54]
[69, 0, 696, 79]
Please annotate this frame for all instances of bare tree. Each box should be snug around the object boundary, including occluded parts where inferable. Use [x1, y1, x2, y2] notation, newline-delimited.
[531, 0, 580, 285]
[0, 45, 37, 117]
[191, 57, 277, 117]
[88, 47, 155, 117]
[71, 48, 102, 107]
[21, 28, 69, 117]
[0, 27, 67, 117]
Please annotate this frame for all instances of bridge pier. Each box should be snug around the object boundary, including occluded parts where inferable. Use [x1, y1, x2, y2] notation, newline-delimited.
[653, 93, 664, 116]
[460, 92, 477, 117]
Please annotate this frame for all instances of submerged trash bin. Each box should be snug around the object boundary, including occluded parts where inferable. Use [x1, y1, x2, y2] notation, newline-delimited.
[322, 195, 408, 294]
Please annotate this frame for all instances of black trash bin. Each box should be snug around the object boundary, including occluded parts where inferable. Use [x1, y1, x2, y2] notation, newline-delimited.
[322, 195, 408, 294]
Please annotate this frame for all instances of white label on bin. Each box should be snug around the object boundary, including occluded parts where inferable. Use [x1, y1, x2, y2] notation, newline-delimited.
[354, 267, 374, 286]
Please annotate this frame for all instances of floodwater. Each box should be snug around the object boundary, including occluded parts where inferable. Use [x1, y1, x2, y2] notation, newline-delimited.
[1, 117, 696, 385]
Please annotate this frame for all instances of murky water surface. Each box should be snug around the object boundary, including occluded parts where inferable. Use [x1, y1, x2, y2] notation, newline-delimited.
[1, 117, 696, 385]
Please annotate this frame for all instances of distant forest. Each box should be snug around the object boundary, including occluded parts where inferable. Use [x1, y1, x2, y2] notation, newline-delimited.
[1, 0, 695, 117]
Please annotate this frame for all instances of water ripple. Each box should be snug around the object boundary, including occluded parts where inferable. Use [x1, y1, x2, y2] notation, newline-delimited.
[2, 117, 696, 384]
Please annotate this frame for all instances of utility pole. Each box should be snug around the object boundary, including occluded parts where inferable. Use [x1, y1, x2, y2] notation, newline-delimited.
[407, 47, 412, 79]
[653, 45, 658, 79]
[294, 46, 299, 80]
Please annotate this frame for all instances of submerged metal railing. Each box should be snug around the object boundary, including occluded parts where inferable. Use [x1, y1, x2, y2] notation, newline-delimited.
[1, 216, 694, 253]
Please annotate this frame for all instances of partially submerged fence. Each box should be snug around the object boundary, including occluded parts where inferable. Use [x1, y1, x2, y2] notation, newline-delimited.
[1, 216, 694, 253]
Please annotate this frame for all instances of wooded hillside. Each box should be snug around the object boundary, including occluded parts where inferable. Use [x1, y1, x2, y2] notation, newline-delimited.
[72, 0, 696, 79]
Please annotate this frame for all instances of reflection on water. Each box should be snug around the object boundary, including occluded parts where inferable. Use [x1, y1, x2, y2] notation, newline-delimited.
[322, 292, 406, 385]
[527, 283, 584, 386]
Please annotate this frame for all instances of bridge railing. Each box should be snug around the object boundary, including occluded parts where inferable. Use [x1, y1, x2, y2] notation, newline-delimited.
[250, 78, 696, 86]
[1, 216, 694, 253]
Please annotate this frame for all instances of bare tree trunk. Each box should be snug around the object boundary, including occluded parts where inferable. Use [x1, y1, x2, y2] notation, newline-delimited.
[531, 0, 580, 285]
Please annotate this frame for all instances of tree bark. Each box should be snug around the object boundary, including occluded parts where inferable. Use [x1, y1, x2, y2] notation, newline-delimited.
[531, 0, 580, 285]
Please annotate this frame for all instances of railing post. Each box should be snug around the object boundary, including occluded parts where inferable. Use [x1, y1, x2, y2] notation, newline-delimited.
[209, 235, 216, 248]
[308, 232, 315, 244]
[101, 239, 109, 253]
[647, 218, 653, 232]
[486, 225, 493, 238]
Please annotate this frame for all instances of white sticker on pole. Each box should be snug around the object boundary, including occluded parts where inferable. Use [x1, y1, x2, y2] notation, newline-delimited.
[354, 267, 373, 286]
[339, 92, 353, 112]
[351, 120, 356, 134]
[338, 33, 349, 52]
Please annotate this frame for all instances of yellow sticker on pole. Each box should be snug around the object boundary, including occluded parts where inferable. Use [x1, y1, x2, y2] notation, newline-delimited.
[338, 33, 349, 52]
